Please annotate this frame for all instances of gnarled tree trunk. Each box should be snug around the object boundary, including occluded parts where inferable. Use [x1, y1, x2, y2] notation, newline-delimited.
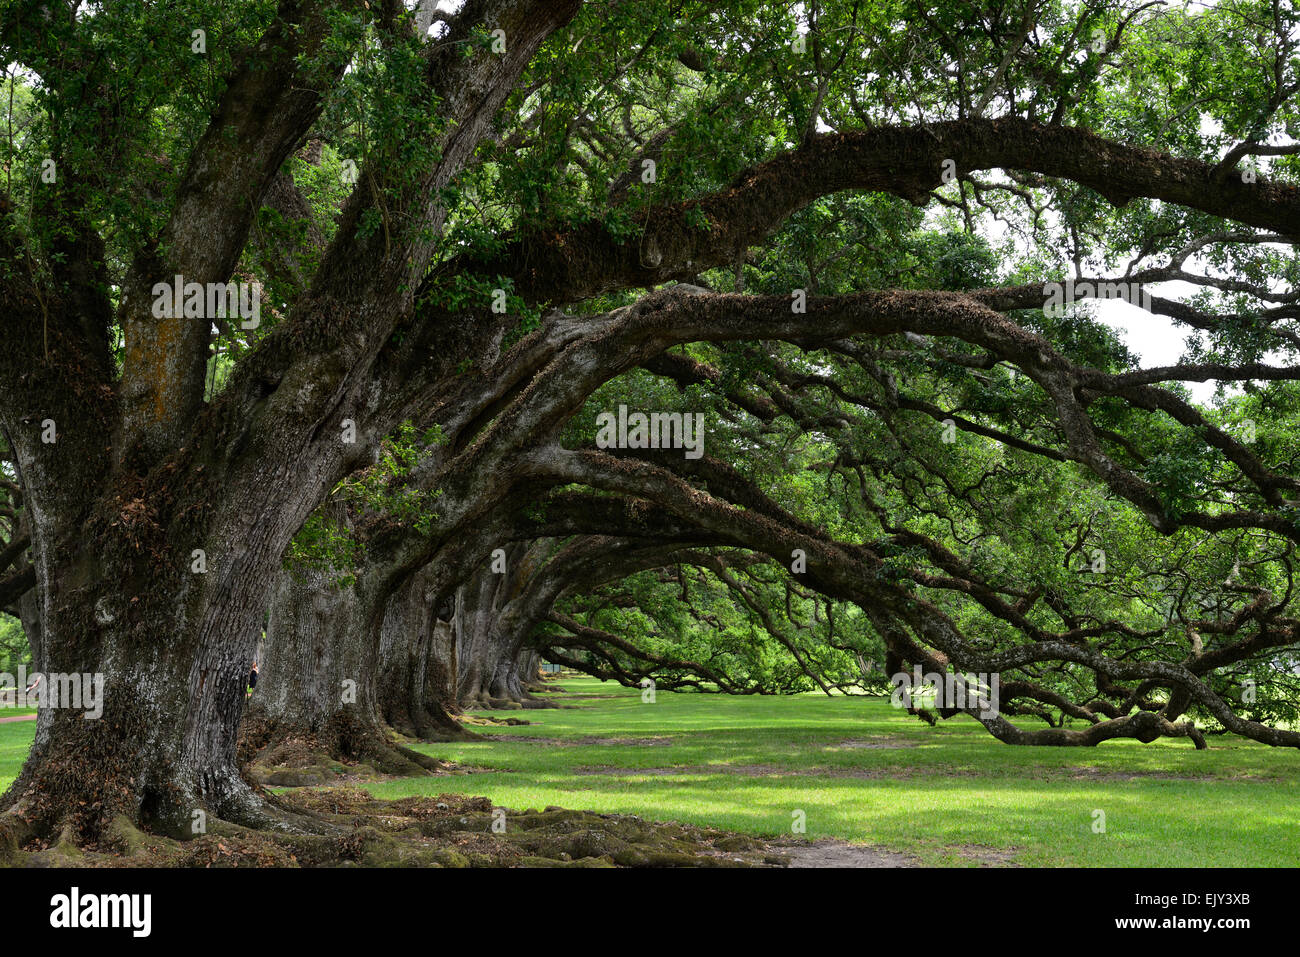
[426, 617, 460, 722]
[376, 565, 470, 741]
[243, 563, 441, 782]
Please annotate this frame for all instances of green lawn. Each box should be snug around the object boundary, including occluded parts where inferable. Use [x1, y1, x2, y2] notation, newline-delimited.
[0, 715, 35, 795]
[2, 683, 1296, 865]
[369, 678, 1300, 867]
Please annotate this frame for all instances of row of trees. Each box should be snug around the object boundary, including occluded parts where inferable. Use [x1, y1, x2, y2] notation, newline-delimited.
[0, 0, 1298, 850]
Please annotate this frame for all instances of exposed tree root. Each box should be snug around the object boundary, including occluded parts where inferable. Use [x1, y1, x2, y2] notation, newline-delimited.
[1, 785, 798, 868]
[460, 713, 531, 727]
[209, 786, 343, 837]
[238, 710, 461, 787]
[461, 686, 564, 711]
[0, 804, 39, 867]
[386, 702, 481, 743]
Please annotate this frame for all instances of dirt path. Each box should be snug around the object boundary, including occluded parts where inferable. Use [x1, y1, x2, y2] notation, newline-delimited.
[0, 713, 36, 724]
[773, 838, 1019, 867]
[778, 839, 920, 867]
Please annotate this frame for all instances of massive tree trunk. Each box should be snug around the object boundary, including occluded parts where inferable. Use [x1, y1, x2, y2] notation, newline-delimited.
[243, 563, 443, 781]
[0, 349, 338, 839]
[515, 649, 547, 695]
[491, 647, 543, 696]
[487, 639, 535, 706]
[425, 617, 460, 722]
[455, 559, 514, 708]
[453, 549, 552, 709]
[10, 520, 41, 675]
[375, 565, 470, 741]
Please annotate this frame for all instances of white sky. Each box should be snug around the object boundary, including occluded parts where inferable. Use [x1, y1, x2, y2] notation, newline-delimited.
[1092, 287, 1215, 403]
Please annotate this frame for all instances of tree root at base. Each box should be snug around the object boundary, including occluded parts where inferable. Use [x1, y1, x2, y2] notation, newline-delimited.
[2, 787, 798, 868]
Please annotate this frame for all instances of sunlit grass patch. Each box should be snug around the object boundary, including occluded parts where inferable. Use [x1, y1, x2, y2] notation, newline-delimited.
[371, 678, 1300, 867]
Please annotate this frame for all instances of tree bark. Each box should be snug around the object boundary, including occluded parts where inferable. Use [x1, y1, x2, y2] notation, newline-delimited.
[425, 617, 461, 723]
[243, 563, 443, 781]
[375, 565, 470, 740]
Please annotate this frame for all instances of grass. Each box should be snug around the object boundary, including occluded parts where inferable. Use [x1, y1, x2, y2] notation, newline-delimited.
[366, 677, 1300, 867]
[1, 682, 1296, 865]
[0, 713, 35, 794]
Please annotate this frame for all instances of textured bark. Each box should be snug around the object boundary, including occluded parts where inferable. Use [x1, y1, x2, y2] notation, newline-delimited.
[449, 542, 568, 709]
[11, 504, 40, 672]
[515, 649, 545, 694]
[425, 618, 460, 722]
[1, 536, 286, 839]
[375, 565, 469, 740]
[243, 563, 443, 777]
[455, 559, 515, 708]
[16, 585, 41, 674]
[487, 639, 532, 705]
